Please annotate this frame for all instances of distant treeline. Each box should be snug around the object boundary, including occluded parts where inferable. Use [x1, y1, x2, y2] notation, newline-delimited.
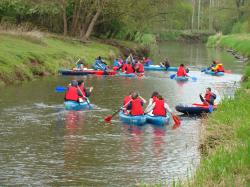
[0, 0, 249, 42]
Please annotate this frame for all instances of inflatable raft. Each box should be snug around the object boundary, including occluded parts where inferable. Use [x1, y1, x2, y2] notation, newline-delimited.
[64, 101, 90, 110]
[119, 111, 146, 125]
[59, 69, 95, 76]
[119, 72, 136, 77]
[204, 70, 224, 76]
[175, 103, 217, 115]
[174, 76, 189, 81]
[145, 114, 170, 125]
[144, 65, 178, 71]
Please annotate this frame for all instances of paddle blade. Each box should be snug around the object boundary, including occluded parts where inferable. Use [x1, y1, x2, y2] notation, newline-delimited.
[170, 74, 176, 79]
[55, 86, 67, 92]
[104, 115, 112, 122]
[172, 114, 181, 125]
[191, 77, 197, 81]
[208, 105, 213, 113]
[224, 70, 232, 73]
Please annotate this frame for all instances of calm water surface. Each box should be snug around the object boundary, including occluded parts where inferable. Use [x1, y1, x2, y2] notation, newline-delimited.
[0, 42, 243, 186]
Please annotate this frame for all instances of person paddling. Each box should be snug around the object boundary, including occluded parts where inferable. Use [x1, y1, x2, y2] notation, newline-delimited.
[77, 80, 93, 102]
[145, 91, 159, 112]
[177, 64, 189, 77]
[199, 87, 216, 106]
[145, 95, 172, 116]
[134, 59, 144, 73]
[211, 60, 225, 72]
[126, 92, 146, 116]
[123, 61, 135, 74]
[122, 91, 134, 114]
[64, 80, 83, 102]
[160, 57, 171, 70]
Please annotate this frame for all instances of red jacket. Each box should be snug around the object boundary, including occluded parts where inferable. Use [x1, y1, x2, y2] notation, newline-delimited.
[125, 64, 134, 74]
[65, 86, 79, 101]
[152, 96, 158, 103]
[138, 63, 144, 73]
[177, 67, 188, 77]
[130, 98, 144, 116]
[123, 95, 131, 105]
[152, 99, 166, 116]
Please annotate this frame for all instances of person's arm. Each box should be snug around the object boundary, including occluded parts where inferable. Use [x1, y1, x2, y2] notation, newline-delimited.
[84, 87, 93, 97]
[126, 102, 132, 110]
[77, 89, 83, 97]
[164, 103, 172, 113]
[139, 96, 147, 104]
[144, 102, 155, 114]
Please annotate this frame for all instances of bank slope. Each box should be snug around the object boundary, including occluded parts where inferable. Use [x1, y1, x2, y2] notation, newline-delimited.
[0, 32, 119, 85]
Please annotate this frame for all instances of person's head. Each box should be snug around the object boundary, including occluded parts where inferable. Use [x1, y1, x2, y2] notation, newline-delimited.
[213, 60, 219, 64]
[131, 92, 139, 99]
[128, 91, 134, 96]
[97, 56, 101, 60]
[180, 64, 184, 67]
[127, 61, 131, 64]
[206, 87, 212, 93]
[151, 91, 159, 98]
[71, 80, 78, 87]
[77, 80, 84, 86]
[157, 95, 164, 100]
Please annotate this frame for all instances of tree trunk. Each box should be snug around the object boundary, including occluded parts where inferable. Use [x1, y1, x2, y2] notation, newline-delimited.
[197, 0, 201, 30]
[62, 0, 67, 36]
[191, 0, 195, 31]
[209, 0, 212, 31]
[83, 7, 102, 40]
[72, 1, 82, 35]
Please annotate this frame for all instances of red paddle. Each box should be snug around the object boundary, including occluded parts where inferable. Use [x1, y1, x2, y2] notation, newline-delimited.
[104, 100, 132, 122]
[171, 113, 181, 126]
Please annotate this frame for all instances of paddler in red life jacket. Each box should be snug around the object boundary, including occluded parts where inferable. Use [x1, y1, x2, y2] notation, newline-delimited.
[126, 92, 147, 116]
[145, 91, 159, 112]
[64, 80, 83, 102]
[77, 80, 93, 102]
[199, 87, 216, 106]
[177, 64, 189, 77]
[134, 59, 144, 73]
[124, 61, 135, 74]
[144, 95, 172, 116]
[211, 60, 225, 72]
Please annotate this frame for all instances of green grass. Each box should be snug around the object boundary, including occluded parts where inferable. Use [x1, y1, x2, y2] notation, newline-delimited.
[0, 32, 119, 84]
[190, 64, 250, 186]
[207, 33, 250, 56]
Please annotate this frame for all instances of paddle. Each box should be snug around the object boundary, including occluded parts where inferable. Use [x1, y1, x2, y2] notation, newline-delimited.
[104, 100, 131, 122]
[55, 86, 67, 92]
[171, 113, 181, 125]
[170, 74, 176, 79]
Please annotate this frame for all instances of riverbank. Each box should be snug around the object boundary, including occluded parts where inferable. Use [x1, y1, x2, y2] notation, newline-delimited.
[207, 33, 250, 58]
[190, 63, 250, 186]
[0, 31, 121, 85]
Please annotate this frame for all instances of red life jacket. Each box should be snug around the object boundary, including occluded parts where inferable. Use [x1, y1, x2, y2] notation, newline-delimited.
[138, 63, 144, 73]
[130, 98, 144, 116]
[177, 67, 187, 77]
[125, 64, 134, 74]
[152, 96, 158, 102]
[78, 85, 86, 99]
[122, 64, 127, 72]
[123, 95, 131, 105]
[65, 86, 79, 101]
[152, 99, 166, 116]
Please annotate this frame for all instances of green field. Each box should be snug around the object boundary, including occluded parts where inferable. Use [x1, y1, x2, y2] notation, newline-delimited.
[0, 32, 119, 85]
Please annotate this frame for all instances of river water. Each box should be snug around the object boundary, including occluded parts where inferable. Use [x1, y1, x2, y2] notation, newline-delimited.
[0, 42, 243, 186]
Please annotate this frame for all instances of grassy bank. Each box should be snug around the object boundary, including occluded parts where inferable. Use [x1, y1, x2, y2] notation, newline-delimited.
[0, 31, 119, 85]
[190, 63, 250, 186]
[207, 33, 250, 57]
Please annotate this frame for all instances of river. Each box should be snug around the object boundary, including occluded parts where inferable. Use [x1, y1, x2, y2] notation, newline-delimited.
[0, 42, 243, 186]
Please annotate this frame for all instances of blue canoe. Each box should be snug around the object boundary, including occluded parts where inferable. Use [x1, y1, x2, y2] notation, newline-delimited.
[204, 70, 224, 76]
[145, 114, 170, 125]
[174, 76, 189, 81]
[64, 101, 90, 110]
[119, 111, 146, 125]
[119, 72, 136, 77]
[144, 65, 178, 71]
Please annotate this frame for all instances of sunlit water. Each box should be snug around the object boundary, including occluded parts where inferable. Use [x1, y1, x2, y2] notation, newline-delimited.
[0, 42, 244, 186]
